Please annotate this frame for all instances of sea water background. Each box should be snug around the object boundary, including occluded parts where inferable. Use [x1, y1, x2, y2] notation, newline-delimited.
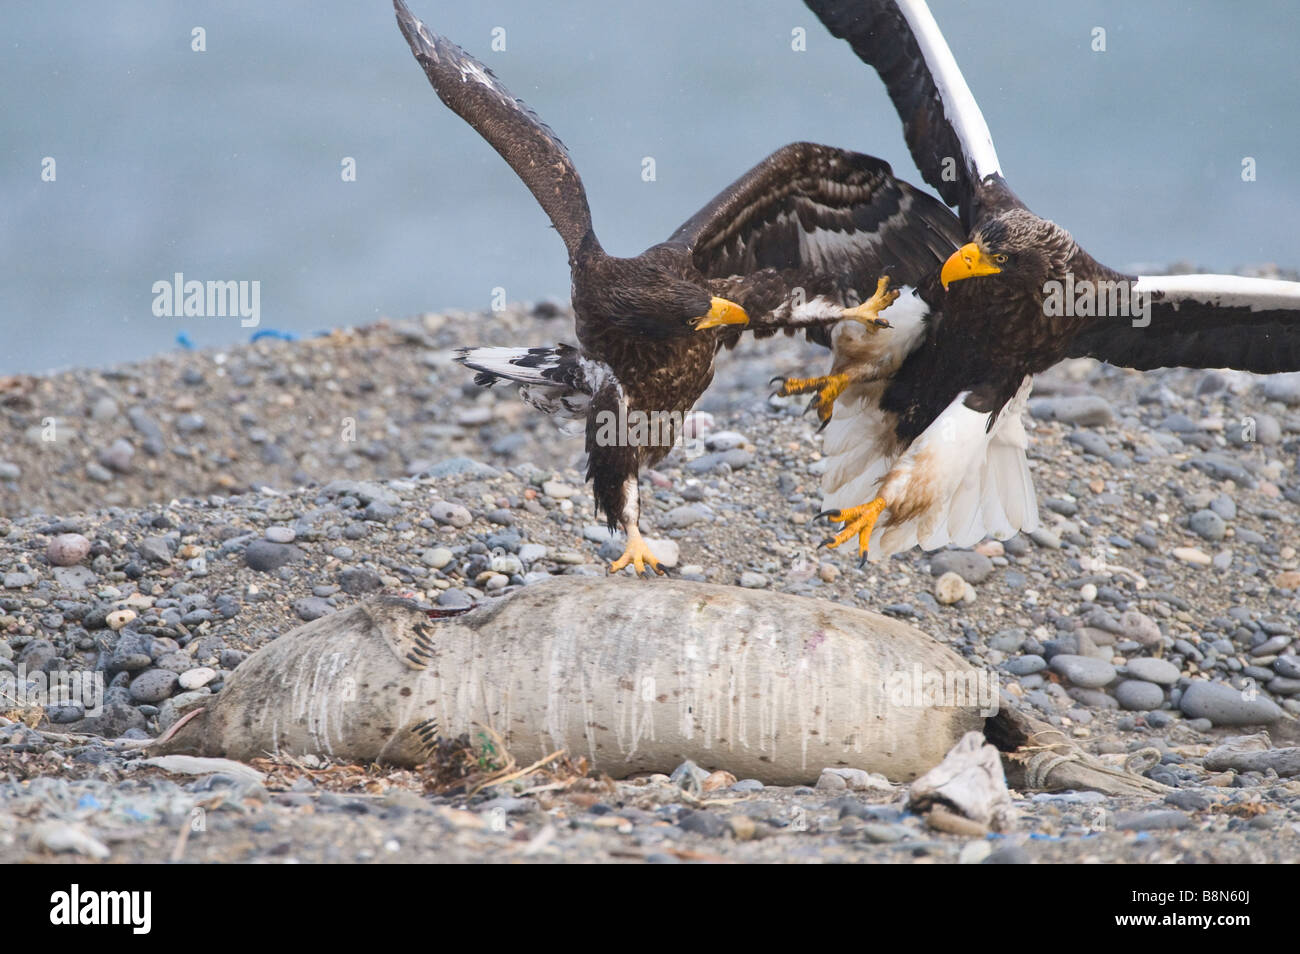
[2, 0, 1297, 374]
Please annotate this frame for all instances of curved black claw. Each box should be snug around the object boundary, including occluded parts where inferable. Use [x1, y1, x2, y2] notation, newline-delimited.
[815, 416, 832, 435]
[814, 509, 845, 523]
[769, 375, 786, 387]
[873, 317, 892, 329]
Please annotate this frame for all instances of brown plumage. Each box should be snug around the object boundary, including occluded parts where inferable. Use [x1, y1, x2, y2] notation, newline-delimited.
[394, 0, 961, 572]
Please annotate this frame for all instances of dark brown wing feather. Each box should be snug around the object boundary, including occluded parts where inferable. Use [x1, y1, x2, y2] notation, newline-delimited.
[394, 0, 595, 259]
[671, 142, 963, 301]
[1066, 289, 1300, 374]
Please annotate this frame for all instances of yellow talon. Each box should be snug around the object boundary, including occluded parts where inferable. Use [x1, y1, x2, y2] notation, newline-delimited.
[842, 275, 899, 327]
[608, 527, 666, 576]
[819, 496, 888, 559]
[773, 372, 850, 424]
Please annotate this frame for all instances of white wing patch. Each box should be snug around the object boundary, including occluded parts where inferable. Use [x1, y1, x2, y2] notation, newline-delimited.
[1135, 274, 1300, 312]
[897, 0, 1002, 184]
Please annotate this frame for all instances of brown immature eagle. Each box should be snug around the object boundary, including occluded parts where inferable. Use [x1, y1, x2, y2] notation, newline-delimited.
[778, 0, 1300, 561]
[394, 0, 959, 574]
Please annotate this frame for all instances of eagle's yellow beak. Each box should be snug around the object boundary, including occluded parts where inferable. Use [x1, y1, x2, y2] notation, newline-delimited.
[693, 297, 749, 330]
[941, 243, 1002, 290]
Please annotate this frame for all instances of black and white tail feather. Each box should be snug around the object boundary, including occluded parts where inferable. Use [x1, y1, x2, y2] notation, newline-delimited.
[455, 345, 612, 436]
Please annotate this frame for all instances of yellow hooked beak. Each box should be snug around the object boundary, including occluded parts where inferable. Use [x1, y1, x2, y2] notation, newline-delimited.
[941, 242, 1002, 290]
[692, 296, 749, 330]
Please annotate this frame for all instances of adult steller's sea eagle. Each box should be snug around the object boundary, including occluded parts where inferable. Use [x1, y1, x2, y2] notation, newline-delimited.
[394, 0, 960, 573]
[779, 0, 1300, 561]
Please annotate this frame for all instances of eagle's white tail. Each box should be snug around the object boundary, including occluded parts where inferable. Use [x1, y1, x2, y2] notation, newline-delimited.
[821, 377, 1037, 561]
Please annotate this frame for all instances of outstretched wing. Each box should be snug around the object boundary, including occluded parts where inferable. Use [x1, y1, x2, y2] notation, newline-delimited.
[1066, 274, 1300, 373]
[394, 0, 595, 259]
[804, 0, 1011, 229]
[671, 142, 963, 308]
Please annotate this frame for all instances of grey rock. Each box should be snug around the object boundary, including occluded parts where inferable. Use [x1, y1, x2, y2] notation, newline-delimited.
[1050, 654, 1117, 689]
[1251, 635, 1292, 656]
[128, 669, 179, 704]
[97, 438, 135, 473]
[661, 504, 710, 529]
[437, 589, 473, 610]
[137, 535, 174, 565]
[46, 534, 90, 567]
[1178, 681, 1283, 725]
[1119, 610, 1163, 647]
[1028, 396, 1114, 427]
[1209, 494, 1237, 521]
[420, 547, 454, 569]
[265, 526, 296, 544]
[929, 550, 994, 584]
[321, 480, 401, 507]
[72, 701, 147, 738]
[676, 811, 730, 838]
[422, 457, 500, 479]
[1260, 372, 1300, 405]
[293, 597, 335, 621]
[1066, 687, 1119, 709]
[244, 540, 299, 572]
[431, 501, 473, 528]
[1274, 656, 1300, 679]
[1124, 657, 1181, 685]
[51, 566, 97, 591]
[1115, 679, 1165, 711]
[339, 567, 382, 595]
[1006, 655, 1046, 676]
[517, 543, 548, 564]
[1188, 509, 1226, 542]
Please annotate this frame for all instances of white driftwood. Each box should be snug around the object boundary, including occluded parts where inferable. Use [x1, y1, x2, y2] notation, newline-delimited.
[153, 579, 988, 784]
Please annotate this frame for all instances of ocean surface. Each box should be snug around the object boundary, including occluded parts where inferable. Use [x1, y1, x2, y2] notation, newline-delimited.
[3, 0, 1297, 374]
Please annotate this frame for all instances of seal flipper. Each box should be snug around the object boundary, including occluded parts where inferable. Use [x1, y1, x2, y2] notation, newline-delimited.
[364, 597, 456, 672]
[377, 717, 441, 766]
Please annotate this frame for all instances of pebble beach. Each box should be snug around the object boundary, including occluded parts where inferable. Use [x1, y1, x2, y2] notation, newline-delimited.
[4, 282, 1300, 864]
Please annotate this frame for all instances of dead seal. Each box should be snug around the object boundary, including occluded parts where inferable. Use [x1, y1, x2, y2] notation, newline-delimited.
[152, 578, 992, 784]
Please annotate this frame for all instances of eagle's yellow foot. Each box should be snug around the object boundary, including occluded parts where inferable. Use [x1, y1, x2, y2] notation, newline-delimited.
[608, 527, 666, 576]
[771, 372, 849, 425]
[842, 275, 899, 327]
[818, 496, 888, 560]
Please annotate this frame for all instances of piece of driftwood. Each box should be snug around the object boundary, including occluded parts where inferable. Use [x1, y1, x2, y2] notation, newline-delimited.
[908, 731, 1015, 832]
[1203, 732, 1300, 777]
[152, 579, 989, 784]
[986, 704, 1171, 797]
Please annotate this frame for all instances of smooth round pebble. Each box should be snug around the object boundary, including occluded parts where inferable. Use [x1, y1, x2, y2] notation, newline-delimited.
[1124, 657, 1181, 685]
[46, 533, 91, 567]
[128, 669, 178, 703]
[1115, 679, 1165, 711]
[1049, 654, 1117, 689]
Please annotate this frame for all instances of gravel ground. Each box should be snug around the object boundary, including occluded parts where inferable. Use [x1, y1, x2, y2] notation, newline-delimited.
[3, 293, 1300, 863]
